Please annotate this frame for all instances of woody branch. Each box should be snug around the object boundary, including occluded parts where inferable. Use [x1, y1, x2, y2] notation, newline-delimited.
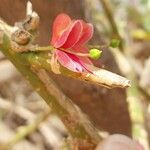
[0, 1, 102, 149]
[0, 1, 130, 149]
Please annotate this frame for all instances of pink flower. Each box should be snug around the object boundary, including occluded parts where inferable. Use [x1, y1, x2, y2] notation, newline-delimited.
[50, 13, 94, 73]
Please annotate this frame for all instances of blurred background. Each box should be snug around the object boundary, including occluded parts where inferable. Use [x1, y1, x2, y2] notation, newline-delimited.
[0, 0, 149, 149]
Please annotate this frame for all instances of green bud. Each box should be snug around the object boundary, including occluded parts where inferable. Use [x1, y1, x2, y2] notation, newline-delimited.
[110, 39, 120, 48]
[89, 49, 102, 60]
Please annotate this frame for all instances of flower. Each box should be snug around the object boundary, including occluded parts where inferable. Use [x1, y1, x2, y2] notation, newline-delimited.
[50, 13, 94, 74]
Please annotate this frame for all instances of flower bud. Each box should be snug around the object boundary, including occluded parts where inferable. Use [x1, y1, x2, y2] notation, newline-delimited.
[89, 49, 102, 60]
[110, 39, 120, 48]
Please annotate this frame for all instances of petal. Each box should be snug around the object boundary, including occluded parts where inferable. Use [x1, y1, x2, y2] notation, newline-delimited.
[51, 13, 71, 46]
[73, 21, 93, 48]
[70, 46, 93, 65]
[72, 46, 89, 53]
[77, 58, 93, 73]
[55, 50, 91, 72]
[63, 51, 93, 72]
[55, 50, 79, 72]
[79, 56, 93, 65]
[71, 46, 93, 65]
[61, 20, 83, 49]
[55, 20, 82, 48]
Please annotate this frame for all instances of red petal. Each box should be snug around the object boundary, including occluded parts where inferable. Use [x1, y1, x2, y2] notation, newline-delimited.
[55, 50, 91, 72]
[79, 56, 93, 65]
[51, 13, 71, 46]
[77, 58, 93, 73]
[72, 46, 89, 54]
[73, 21, 93, 48]
[71, 47, 93, 65]
[61, 20, 83, 49]
[55, 50, 80, 72]
[55, 20, 82, 48]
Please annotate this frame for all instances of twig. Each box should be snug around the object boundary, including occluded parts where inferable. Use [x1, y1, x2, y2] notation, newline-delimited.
[0, 1, 130, 148]
[84, 66, 130, 88]
[0, 19, 130, 88]
[25, 52, 130, 88]
[0, 1, 102, 148]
